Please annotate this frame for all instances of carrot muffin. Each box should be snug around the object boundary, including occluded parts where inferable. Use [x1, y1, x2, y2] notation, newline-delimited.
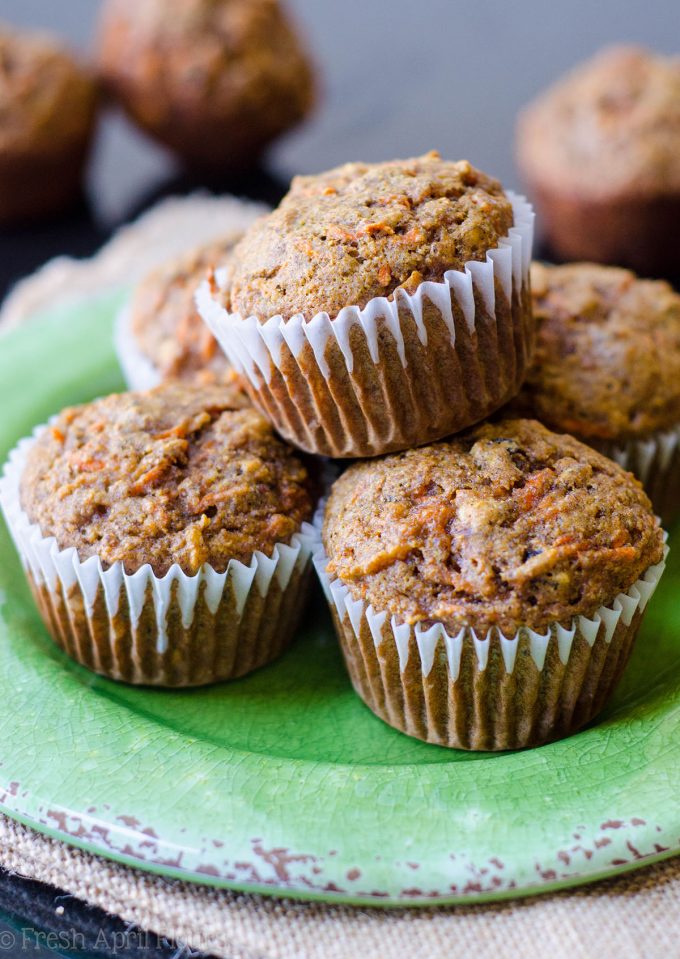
[0, 24, 98, 224]
[118, 235, 244, 389]
[318, 418, 666, 750]
[517, 46, 680, 275]
[1, 381, 316, 686]
[198, 152, 535, 457]
[514, 262, 680, 523]
[97, 0, 315, 173]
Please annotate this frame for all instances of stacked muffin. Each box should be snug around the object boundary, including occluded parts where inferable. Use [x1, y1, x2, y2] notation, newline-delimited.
[0, 150, 669, 753]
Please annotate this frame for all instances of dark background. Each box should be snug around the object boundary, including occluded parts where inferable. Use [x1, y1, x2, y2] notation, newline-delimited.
[0, 1, 679, 955]
[2, 0, 680, 301]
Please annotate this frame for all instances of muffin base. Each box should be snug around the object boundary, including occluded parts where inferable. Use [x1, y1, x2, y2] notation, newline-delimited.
[0, 138, 92, 225]
[1, 426, 315, 687]
[312, 527, 667, 751]
[198, 194, 535, 458]
[529, 180, 680, 278]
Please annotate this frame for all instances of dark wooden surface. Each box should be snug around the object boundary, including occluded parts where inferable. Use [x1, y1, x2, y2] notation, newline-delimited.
[1, 2, 679, 955]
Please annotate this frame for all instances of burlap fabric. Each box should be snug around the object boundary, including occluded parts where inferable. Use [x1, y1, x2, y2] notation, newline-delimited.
[1, 814, 678, 959]
[1, 197, 678, 959]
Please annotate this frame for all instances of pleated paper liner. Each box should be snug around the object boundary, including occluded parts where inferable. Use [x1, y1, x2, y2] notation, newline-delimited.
[0, 426, 316, 687]
[592, 425, 680, 527]
[197, 193, 535, 458]
[310, 515, 668, 752]
[114, 304, 162, 391]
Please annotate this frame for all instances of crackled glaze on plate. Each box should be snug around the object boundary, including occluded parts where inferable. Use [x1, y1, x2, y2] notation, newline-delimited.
[0, 291, 678, 906]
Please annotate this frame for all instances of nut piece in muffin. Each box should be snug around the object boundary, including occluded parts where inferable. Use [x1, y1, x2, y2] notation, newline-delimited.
[516, 46, 680, 275]
[97, 0, 315, 174]
[12, 381, 316, 686]
[512, 262, 680, 522]
[0, 24, 99, 224]
[124, 234, 244, 387]
[321, 418, 665, 749]
[201, 152, 535, 458]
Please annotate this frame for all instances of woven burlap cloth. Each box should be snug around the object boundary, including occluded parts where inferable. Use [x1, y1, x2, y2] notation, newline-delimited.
[1, 195, 677, 959]
[2, 815, 678, 959]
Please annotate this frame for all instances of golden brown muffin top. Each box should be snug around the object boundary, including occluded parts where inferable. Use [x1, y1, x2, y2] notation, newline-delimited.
[323, 419, 663, 636]
[21, 382, 315, 577]
[97, 0, 315, 169]
[129, 235, 240, 384]
[514, 262, 680, 440]
[517, 46, 680, 197]
[0, 24, 98, 153]
[225, 153, 514, 321]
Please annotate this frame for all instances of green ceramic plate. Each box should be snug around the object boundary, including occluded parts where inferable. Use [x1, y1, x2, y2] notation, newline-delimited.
[0, 291, 678, 907]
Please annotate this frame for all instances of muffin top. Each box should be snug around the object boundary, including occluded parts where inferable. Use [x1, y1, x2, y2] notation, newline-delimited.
[0, 25, 98, 153]
[225, 153, 514, 321]
[21, 382, 315, 576]
[97, 0, 315, 168]
[129, 235, 240, 383]
[323, 419, 663, 636]
[517, 46, 680, 197]
[515, 262, 680, 440]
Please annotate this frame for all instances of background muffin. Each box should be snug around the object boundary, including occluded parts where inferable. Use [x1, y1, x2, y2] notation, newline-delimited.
[513, 262, 680, 522]
[119, 233, 245, 389]
[0, 24, 98, 224]
[2, 381, 316, 686]
[200, 152, 535, 457]
[516, 46, 680, 276]
[97, 0, 316, 174]
[318, 418, 665, 750]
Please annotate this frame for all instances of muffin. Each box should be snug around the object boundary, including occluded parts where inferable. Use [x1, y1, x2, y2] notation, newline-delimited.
[0, 24, 98, 224]
[97, 0, 315, 174]
[116, 234, 244, 390]
[198, 152, 535, 458]
[0, 381, 317, 686]
[513, 262, 680, 524]
[315, 419, 666, 750]
[517, 46, 680, 276]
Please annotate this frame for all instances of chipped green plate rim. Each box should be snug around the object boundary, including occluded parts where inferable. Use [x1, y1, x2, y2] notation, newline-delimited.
[0, 290, 678, 907]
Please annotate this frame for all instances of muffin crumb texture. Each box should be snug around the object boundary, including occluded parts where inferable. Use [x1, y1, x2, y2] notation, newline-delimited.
[227, 153, 514, 321]
[323, 419, 663, 636]
[518, 45, 680, 197]
[21, 383, 315, 576]
[129, 236, 240, 383]
[517, 262, 680, 440]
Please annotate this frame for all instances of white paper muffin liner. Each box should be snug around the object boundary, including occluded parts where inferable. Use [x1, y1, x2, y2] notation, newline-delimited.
[113, 304, 162, 391]
[593, 424, 680, 526]
[0, 425, 317, 687]
[197, 193, 535, 458]
[309, 505, 668, 750]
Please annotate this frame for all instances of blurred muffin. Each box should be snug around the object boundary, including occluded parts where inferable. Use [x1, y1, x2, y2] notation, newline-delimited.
[117, 234, 245, 390]
[516, 46, 680, 276]
[0, 381, 316, 686]
[198, 153, 535, 457]
[514, 262, 680, 522]
[0, 24, 98, 224]
[317, 419, 666, 750]
[97, 0, 316, 173]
